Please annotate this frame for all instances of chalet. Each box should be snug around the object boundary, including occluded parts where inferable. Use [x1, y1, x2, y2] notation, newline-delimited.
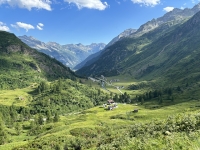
[107, 99, 115, 105]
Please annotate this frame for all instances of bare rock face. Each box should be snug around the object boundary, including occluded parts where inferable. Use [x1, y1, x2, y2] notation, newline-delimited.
[105, 29, 137, 48]
[107, 3, 200, 47]
[131, 5, 200, 38]
[6, 45, 21, 53]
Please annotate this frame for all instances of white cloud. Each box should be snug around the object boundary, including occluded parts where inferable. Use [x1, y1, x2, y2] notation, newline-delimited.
[131, 0, 160, 7]
[163, 7, 174, 12]
[37, 23, 44, 30]
[0, 22, 10, 31]
[38, 23, 44, 27]
[11, 22, 35, 32]
[0, 0, 52, 11]
[64, 0, 108, 10]
[37, 25, 43, 30]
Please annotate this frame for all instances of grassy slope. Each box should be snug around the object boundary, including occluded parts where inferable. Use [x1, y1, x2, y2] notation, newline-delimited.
[1, 100, 200, 149]
[0, 88, 32, 107]
[0, 74, 200, 149]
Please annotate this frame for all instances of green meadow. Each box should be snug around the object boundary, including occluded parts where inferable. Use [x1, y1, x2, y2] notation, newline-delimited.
[1, 74, 200, 150]
[1, 85, 200, 150]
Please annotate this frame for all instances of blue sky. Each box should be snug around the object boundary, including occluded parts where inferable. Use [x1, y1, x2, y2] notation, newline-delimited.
[0, 0, 200, 45]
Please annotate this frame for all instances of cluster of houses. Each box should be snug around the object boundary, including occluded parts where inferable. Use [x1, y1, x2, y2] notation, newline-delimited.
[103, 99, 118, 110]
[102, 99, 139, 113]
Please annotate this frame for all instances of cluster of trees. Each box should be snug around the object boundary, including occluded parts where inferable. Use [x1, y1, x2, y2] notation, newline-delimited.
[32, 78, 109, 115]
[0, 105, 30, 144]
[0, 103, 62, 145]
[28, 112, 60, 136]
[112, 92, 132, 103]
[128, 82, 159, 90]
[136, 87, 174, 104]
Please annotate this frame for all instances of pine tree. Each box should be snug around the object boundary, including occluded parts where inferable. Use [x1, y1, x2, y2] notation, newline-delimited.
[110, 92, 113, 99]
[0, 120, 8, 145]
[113, 94, 119, 102]
[141, 98, 144, 105]
[53, 113, 59, 122]
[159, 95, 163, 104]
[171, 96, 174, 102]
[98, 89, 101, 96]
[37, 114, 44, 125]
[57, 78, 63, 92]
[15, 122, 22, 135]
[10, 106, 17, 124]
[148, 91, 152, 99]
[168, 88, 172, 96]
[46, 110, 52, 123]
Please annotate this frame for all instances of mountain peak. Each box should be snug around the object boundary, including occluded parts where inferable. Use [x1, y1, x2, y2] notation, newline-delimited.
[18, 36, 106, 68]
[129, 3, 200, 38]
[105, 28, 137, 48]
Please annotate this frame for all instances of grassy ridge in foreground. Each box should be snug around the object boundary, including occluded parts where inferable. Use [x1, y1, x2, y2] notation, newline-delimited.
[1, 101, 200, 150]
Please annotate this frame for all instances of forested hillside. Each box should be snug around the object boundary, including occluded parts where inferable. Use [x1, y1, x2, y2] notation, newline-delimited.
[0, 31, 76, 90]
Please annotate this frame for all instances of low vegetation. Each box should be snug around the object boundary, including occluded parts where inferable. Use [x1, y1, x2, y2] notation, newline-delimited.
[1, 99, 200, 150]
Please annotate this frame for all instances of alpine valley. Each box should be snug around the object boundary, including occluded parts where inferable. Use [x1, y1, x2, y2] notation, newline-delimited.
[1, 3, 200, 150]
[19, 35, 106, 69]
[77, 3, 200, 82]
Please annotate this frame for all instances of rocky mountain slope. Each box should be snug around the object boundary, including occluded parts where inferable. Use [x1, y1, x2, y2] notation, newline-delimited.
[0, 31, 76, 89]
[77, 4, 200, 72]
[18, 35, 106, 69]
[77, 2, 200, 85]
[77, 4, 200, 76]
[105, 28, 137, 48]
[129, 3, 200, 38]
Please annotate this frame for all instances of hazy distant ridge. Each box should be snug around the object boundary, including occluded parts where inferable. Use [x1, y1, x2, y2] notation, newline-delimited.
[19, 35, 106, 69]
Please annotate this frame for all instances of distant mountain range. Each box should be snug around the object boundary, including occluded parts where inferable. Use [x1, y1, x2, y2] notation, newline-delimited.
[76, 3, 200, 84]
[18, 35, 106, 69]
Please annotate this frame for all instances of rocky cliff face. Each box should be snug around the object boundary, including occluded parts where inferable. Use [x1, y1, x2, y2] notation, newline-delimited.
[130, 4, 200, 38]
[106, 3, 200, 48]
[105, 29, 137, 48]
[19, 35, 106, 69]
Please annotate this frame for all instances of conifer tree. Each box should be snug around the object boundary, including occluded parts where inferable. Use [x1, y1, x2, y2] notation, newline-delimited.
[54, 112, 59, 122]
[46, 110, 52, 123]
[15, 122, 22, 135]
[0, 120, 8, 145]
[141, 98, 144, 105]
[38, 114, 44, 125]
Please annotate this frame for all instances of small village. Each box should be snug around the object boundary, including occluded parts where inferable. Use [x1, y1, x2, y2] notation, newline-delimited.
[103, 99, 118, 110]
